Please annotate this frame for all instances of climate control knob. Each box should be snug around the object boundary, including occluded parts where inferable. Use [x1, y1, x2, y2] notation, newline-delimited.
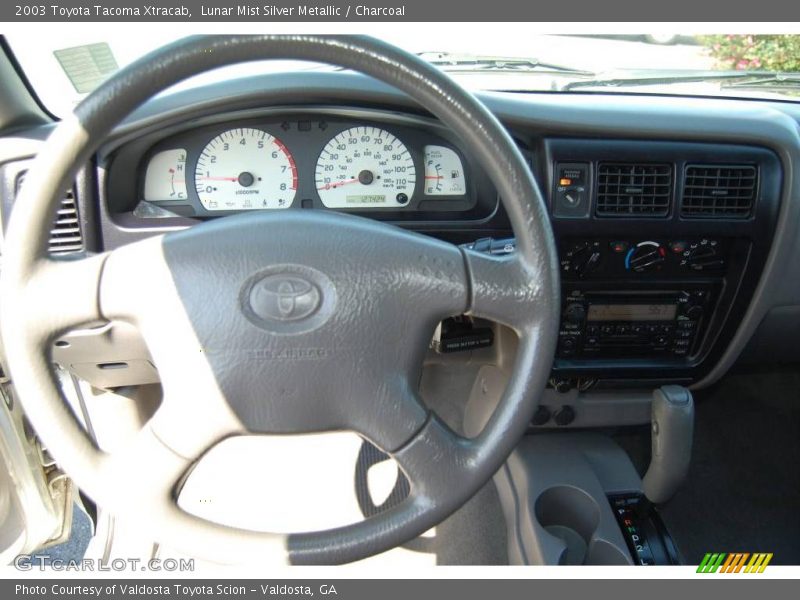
[561, 241, 603, 277]
[626, 241, 666, 273]
[682, 240, 725, 271]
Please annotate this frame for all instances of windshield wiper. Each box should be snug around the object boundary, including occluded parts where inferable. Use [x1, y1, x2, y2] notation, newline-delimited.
[561, 69, 800, 91]
[418, 52, 593, 76]
[721, 73, 800, 91]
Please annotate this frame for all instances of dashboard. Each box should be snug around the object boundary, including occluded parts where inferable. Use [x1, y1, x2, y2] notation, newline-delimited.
[3, 70, 800, 402]
[97, 104, 784, 390]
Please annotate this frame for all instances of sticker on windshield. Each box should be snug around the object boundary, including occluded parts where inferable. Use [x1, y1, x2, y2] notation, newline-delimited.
[53, 42, 118, 94]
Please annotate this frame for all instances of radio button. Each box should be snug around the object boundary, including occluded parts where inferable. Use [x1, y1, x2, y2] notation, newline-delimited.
[586, 325, 599, 335]
[558, 338, 577, 356]
[600, 325, 615, 335]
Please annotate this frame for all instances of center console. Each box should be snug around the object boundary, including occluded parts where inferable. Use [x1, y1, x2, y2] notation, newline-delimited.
[466, 381, 693, 566]
[538, 138, 783, 387]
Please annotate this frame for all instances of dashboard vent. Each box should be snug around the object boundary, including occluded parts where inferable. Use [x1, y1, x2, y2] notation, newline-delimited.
[596, 163, 672, 217]
[16, 172, 84, 254]
[681, 165, 757, 218]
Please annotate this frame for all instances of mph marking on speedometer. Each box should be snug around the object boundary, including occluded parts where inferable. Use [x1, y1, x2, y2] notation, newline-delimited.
[194, 127, 297, 211]
[315, 126, 416, 208]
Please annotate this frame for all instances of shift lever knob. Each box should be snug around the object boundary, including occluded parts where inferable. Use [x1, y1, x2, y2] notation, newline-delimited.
[642, 385, 694, 504]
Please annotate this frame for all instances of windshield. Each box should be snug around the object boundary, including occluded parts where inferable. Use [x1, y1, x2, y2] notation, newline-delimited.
[7, 31, 800, 117]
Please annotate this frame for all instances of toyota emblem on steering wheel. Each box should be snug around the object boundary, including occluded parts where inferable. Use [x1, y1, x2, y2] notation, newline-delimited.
[251, 274, 321, 321]
[241, 266, 337, 335]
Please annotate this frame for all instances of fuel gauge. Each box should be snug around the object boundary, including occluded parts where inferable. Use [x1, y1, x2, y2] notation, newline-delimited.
[144, 149, 188, 202]
[424, 145, 466, 196]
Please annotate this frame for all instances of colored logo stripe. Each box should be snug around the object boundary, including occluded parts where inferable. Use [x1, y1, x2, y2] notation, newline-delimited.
[745, 553, 773, 573]
[697, 553, 726, 573]
[697, 552, 773, 573]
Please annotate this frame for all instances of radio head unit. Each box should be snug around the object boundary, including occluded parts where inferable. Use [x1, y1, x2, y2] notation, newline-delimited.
[558, 289, 714, 360]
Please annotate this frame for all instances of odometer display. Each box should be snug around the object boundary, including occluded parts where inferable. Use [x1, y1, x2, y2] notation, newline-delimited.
[315, 126, 416, 208]
[194, 128, 297, 211]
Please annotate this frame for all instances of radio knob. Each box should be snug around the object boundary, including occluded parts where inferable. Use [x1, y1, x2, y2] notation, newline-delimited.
[626, 241, 666, 273]
[554, 405, 576, 427]
[563, 303, 586, 324]
[532, 405, 552, 426]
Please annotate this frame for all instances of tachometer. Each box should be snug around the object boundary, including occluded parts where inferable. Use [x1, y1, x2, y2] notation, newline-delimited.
[315, 126, 416, 208]
[194, 128, 297, 211]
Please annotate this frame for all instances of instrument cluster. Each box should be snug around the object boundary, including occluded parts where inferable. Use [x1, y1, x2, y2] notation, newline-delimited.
[137, 115, 475, 218]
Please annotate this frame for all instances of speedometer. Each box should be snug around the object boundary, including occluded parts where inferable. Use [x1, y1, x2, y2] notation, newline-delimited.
[315, 126, 416, 208]
[194, 128, 297, 211]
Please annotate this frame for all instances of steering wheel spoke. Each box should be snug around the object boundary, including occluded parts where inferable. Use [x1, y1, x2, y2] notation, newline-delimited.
[348, 374, 430, 454]
[392, 414, 479, 503]
[463, 248, 548, 331]
[98, 419, 192, 509]
[20, 254, 108, 342]
[95, 420, 291, 565]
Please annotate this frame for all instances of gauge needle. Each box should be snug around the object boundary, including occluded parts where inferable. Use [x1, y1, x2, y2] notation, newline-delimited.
[425, 176, 444, 180]
[198, 176, 238, 182]
[318, 178, 359, 190]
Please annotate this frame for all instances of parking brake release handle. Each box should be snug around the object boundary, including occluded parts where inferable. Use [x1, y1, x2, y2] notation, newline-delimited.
[642, 385, 694, 505]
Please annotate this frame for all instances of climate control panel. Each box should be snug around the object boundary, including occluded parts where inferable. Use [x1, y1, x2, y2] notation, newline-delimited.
[560, 237, 728, 278]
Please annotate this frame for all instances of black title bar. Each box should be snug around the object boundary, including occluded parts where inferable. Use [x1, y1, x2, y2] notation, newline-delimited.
[3, 0, 800, 21]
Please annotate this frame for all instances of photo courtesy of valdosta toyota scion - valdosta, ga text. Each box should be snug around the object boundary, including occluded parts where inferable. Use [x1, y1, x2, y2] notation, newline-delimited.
[16, 583, 338, 597]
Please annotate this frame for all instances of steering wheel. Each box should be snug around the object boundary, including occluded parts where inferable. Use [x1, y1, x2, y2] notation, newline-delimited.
[0, 35, 559, 565]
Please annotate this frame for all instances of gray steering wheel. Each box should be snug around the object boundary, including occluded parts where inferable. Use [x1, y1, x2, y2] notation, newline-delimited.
[0, 35, 559, 565]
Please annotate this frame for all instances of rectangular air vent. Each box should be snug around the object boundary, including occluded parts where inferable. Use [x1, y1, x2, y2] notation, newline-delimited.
[681, 165, 757, 219]
[15, 172, 84, 255]
[595, 163, 672, 217]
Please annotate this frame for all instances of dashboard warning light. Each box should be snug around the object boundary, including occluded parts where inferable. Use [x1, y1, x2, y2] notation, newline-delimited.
[559, 178, 572, 186]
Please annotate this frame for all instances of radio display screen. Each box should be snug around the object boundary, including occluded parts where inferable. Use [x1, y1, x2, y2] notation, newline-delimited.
[587, 304, 677, 322]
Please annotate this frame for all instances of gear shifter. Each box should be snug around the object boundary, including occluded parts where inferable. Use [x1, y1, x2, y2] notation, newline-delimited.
[642, 385, 694, 504]
[609, 385, 692, 565]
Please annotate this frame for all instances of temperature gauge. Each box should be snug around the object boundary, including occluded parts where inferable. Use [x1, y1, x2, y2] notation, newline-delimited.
[424, 145, 466, 196]
[144, 149, 188, 202]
